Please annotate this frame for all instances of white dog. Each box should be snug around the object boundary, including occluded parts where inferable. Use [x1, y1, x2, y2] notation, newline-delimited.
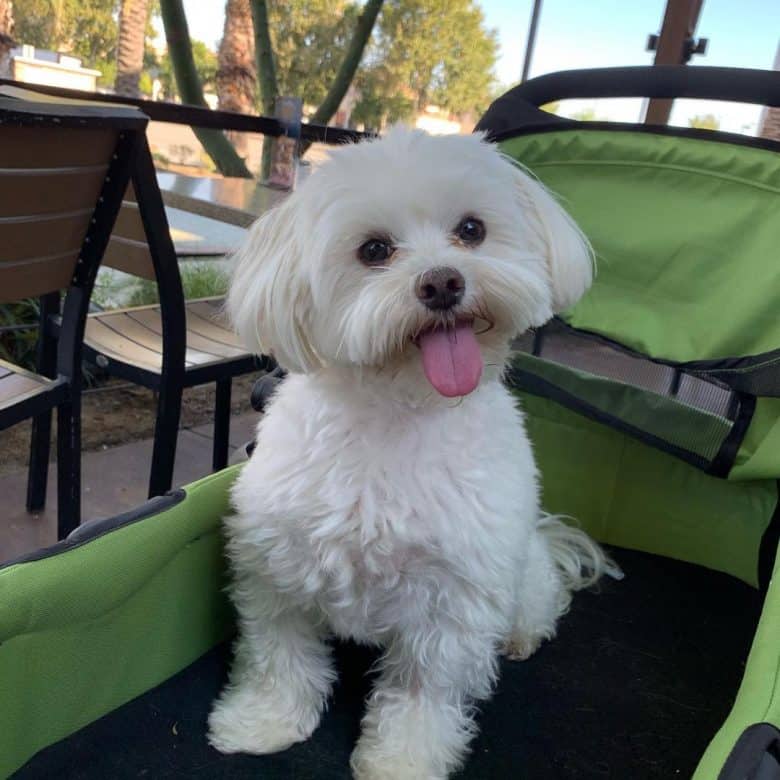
[208, 128, 614, 779]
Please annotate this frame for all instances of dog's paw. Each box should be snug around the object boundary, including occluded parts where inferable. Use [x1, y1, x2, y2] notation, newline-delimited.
[207, 691, 318, 755]
[350, 742, 446, 780]
[502, 634, 544, 661]
[208, 716, 302, 755]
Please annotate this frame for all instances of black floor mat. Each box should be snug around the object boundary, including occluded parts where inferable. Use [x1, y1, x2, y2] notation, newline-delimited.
[16, 549, 763, 779]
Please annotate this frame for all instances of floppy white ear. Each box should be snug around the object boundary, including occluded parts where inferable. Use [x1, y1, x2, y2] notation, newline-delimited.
[227, 196, 321, 374]
[513, 164, 594, 313]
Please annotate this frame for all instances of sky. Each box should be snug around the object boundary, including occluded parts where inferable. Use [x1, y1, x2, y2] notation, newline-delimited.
[172, 0, 780, 134]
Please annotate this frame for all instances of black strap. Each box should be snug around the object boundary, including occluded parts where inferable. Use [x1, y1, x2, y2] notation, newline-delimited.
[708, 394, 756, 479]
[476, 65, 780, 136]
[719, 723, 780, 780]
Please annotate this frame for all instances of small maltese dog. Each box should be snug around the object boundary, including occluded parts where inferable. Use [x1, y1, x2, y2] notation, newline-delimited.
[208, 128, 613, 779]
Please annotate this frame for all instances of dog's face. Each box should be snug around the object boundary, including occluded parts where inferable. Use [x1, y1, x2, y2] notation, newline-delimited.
[229, 128, 592, 398]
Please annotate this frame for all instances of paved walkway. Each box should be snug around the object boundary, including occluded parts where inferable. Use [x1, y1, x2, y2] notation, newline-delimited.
[0, 411, 257, 565]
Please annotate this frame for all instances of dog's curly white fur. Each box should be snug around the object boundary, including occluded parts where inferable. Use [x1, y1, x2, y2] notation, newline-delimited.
[208, 128, 612, 779]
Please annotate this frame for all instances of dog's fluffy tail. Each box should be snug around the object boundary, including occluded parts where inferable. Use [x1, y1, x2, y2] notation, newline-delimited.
[537, 514, 623, 614]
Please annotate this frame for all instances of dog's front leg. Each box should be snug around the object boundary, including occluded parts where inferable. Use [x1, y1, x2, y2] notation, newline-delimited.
[208, 578, 334, 756]
[350, 621, 499, 780]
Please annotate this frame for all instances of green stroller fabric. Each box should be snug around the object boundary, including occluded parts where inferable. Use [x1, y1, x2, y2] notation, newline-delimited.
[1, 467, 778, 780]
[500, 128, 780, 482]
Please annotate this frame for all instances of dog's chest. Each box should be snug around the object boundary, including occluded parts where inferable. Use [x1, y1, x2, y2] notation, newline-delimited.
[234, 378, 536, 635]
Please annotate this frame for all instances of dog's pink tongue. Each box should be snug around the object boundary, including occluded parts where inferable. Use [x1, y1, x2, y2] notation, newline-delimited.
[418, 323, 483, 397]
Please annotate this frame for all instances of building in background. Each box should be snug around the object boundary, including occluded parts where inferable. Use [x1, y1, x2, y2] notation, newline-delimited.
[6, 45, 101, 91]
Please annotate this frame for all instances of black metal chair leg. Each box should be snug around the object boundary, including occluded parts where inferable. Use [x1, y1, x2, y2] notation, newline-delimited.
[27, 411, 53, 512]
[213, 377, 232, 472]
[26, 293, 60, 513]
[148, 381, 183, 498]
[56, 399, 81, 539]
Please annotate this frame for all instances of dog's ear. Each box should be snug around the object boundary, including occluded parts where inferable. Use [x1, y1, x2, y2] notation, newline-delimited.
[227, 196, 322, 374]
[511, 163, 594, 313]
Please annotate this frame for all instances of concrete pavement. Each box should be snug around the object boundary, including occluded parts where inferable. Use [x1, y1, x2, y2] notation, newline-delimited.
[0, 411, 257, 565]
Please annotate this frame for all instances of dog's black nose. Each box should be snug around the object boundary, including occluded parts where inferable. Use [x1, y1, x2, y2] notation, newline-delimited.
[415, 267, 465, 311]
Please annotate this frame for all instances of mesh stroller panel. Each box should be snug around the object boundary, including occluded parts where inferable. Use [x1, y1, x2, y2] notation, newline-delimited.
[509, 320, 749, 474]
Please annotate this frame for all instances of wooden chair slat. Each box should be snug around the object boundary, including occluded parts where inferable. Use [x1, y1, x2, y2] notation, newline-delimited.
[102, 236, 156, 280]
[83, 300, 252, 376]
[90, 311, 166, 356]
[84, 317, 165, 373]
[184, 303, 243, 350]
[95, 310, 218, 366]
[182, 300, 241, 347]
[0, 168, 108, 218]
[112, 201, 147, 243]
[0, 126, 118, 168]
[130, 307, 247, 360]
[0, 370, 48, 409]
[0, 255, 76, 302]
[0, 211, 90, 263]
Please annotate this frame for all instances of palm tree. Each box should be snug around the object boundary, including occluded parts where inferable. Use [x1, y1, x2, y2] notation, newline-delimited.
[115, 0, 149, 97]
[0, 0, 14, 80]
[0, 0, 12, 36]
[217, 0, 257, 157]
[160, 0, 251, 177]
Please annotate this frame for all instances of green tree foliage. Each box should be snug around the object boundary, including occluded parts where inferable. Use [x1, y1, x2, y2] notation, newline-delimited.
[251, 0, 382, 174]
[688, 113, 720, 131]
[0, 299, 40, 371]
[156, 40, 219, 99]
[13, 0, 119, 70]
[307, 0, 383, 127]
[265, 0, 359, 109]
[352, 0, 497, 130]
[12, 0, 163, 92]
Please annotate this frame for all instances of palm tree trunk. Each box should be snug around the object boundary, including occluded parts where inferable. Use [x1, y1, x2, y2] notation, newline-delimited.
[217, 0, 257, 159]
[115, 0, 149, 98]
[0, 0, 12, 36]
[0, 0, 13, 79]
[160, 0, 252, 178]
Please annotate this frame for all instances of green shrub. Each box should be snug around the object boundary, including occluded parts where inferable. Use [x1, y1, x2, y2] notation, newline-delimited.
[125, 262, 229, 308]
[92, 270, 133, 310]
[0, 299, 40, 371]
[181, 263, 229, 300]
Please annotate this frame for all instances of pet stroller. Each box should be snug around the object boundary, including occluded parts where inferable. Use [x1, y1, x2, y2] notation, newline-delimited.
[1, 66, 779, 779]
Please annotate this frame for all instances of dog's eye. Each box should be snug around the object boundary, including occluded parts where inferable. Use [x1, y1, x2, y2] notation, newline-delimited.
[456, 217, 486, 246]
[358, 238, 394, 266]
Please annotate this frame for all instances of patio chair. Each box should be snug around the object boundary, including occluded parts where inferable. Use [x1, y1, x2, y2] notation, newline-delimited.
[49, 134, 263, 499]
[0, 94, 146, 538]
